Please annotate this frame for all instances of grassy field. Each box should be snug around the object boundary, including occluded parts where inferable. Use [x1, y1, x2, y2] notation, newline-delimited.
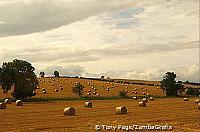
[0, 98, 199, 132]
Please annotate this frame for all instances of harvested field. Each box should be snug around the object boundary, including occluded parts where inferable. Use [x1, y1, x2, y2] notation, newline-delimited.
[0, 77, 165, 99]
[0, 98, 199, 132]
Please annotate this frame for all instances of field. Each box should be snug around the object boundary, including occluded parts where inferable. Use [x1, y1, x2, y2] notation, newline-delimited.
[0, 98, 200, 132]
[1, 77, 165, 99]
[0, 77, 200, 132]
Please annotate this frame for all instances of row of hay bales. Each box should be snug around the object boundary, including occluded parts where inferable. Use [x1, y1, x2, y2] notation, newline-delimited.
[63, 97, 200, 116]
[0, 99, 23, 109]
[37, 77, 162, 97]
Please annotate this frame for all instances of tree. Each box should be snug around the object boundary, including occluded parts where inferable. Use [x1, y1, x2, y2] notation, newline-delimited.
[72, 82, 84, 97]
[118, 90, 127, 98]
[101, 76, 105, 81]
[160, 72, 184, 96]
[54, 71, 59, 77]
[39, 71, 45, 77]
[0, 59, 38, 99]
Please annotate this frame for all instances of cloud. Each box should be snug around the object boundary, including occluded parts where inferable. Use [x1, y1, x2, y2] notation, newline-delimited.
[0, 0, 198, 82]
[0, 0, 145, 37]
[83, 64, 200, 82]
[40, 65, 85, 76]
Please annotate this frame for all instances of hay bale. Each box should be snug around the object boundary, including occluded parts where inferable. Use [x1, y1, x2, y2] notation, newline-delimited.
[4, 99, 12, 104]
[93, 92, 97, 95]
[142, 98, 148, 103]
[142, 92, 146, 95]
[149, 97, 154, 101]
[85, 102, 92, 108]
[16, 100, 23, 106]
[96, 93, 100, 96]
[94, 88, 97, 90]
[88, 90, 91, 92]
[64, 107, 75, 116]
[55, 89, 58, 92]
[134, 92, 137, 94]
[42, 88, 45, 91]
[184, 98, 188, 101]
[139, 101, 146, 107]
[0, 102, 6, 109]
[106, 88, 109, 91]
[43, 91, 46, 94]
[51, 84, 54, 86]
[60, 87, 63, 90]
[133, 97, 137, 100]
[194, 99, 200, 104]
[146, 93, 150, 96]
[198, 103, 200, 110]
[87, 93, 91, 95]
[116, 106, 127, 114]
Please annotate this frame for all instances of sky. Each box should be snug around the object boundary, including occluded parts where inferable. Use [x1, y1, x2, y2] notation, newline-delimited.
[0, 0, 199, 82]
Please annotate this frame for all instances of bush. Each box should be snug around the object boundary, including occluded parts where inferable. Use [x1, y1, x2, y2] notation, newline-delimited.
[186, 88, 200, 96]
[118, 90, 127, 98]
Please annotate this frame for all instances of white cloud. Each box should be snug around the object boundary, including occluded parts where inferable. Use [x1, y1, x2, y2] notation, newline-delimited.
[0, 0, 199, 82]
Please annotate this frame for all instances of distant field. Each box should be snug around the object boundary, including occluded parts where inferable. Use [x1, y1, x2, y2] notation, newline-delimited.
[0, 77, 165, 99]
[0, 98, 199, 132]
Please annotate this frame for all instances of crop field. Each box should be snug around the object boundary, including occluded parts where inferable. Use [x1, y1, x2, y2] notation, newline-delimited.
[0, 98, 200, 132]
[1, 77, 165, 99]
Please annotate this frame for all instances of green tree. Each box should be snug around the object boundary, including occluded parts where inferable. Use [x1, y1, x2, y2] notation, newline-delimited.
[54, 71, 59, 77]
[160, 72, 184, 96]
[0, 59, 38, 99]
[39, 71, 45, 77]
[118, 90, 127, 98]
[72, 82, 84, 97]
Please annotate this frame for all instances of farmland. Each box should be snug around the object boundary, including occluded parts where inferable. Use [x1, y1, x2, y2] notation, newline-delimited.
[1, 77, 165, 99]
[0, 77, 200, 132]
[0, 98, 199, 132]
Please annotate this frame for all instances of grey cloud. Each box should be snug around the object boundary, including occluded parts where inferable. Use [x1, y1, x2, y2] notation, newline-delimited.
[40, 65, 85, 76]
[84, 41, 199, 56]
[0, 0, 138, 37]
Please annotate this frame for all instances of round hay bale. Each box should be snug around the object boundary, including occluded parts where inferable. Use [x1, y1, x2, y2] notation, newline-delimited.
[36, 86, 40, 89]
[0, 102, 6, 109]
[142, 92, 146, 95]
[146, 93, 150, 96]
[149, 97, 154, 101]
[87, 93, 91, 96]
[93, 92, 97, 95]
[139, 101, 146, 107]
[94, 88, 97, 90]
[184, 98, 188, 101]
[16, 100, 23, 106]
[106, 88, 109, 91]
[198, 103, 200, 110]
[88, 90, 91, 92]
[42, 88, 45, 91]
[134, 91, 137, 94]
[60, 87, 63, 90]
[116, 106, 127, 114]
[142, 98, 148, 103]
[64, 107, 75, 116]
[133, 97, 137, 100]
[194, 99, 200, 104]
[96, 93, 100, 96]
[51, 84, 54, 86]
[4, 99, 12, 104]
[85, 102, 92, 108]
[43, 91, 46, 94]
[55, 89, 58, 92]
